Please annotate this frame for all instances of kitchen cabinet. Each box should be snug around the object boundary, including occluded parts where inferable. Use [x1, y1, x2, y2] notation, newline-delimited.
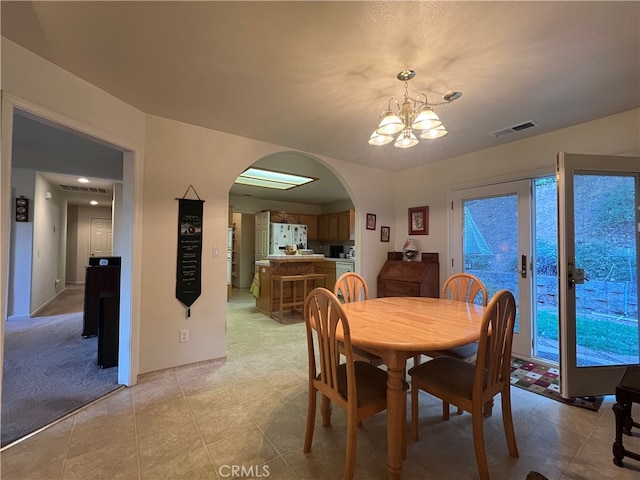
[327, 214, 339, 240]
[315, 260, 337, 290]
[255, 264, 272, 315]
[298, 214, 318, 241]
[317, 210, 354, 241]
[269, 211, 299, 224]
[318, 214, 328, 240]
[268, 211, 317, 239]
[377, 252, 439, 298]
[338, 210, 355, 240]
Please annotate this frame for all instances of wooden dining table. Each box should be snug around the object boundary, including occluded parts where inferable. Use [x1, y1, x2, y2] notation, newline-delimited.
[340, 296, 486, 479]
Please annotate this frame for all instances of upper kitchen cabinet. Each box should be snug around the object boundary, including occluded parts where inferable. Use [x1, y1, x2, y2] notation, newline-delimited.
[318, 214, 328, 241]
[298, 214, 318, 241]
[338, 210, 355, 241]
[269, 211, 299, 224]
[327, 214, 339, 240]
[317, 210, 354, 241]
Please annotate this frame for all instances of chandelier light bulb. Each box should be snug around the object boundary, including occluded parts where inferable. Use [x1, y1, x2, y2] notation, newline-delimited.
[376, 111, 404, 135]
[420, 125, 448, 139]
[368, 131, 394, 146]
[412, 107, 442, 131]
[394, 129, 419, 149]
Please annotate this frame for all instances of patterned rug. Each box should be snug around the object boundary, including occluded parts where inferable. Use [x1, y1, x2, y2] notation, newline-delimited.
[509, 357, 604, 411]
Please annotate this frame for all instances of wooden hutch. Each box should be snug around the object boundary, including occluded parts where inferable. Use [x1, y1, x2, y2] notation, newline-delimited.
[377, 252, 439, 298]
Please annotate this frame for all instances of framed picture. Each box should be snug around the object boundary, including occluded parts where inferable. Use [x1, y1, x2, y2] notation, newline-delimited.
[380, 226, 390, 242]
[15, 197, 29, 222]
[366, 213, 376, 230]
[408, 206, 429, 235]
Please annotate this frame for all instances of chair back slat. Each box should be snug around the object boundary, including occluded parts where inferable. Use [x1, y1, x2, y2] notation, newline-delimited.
[441, 273, 488, 306]
[474, 290, 516, 397]
[334, 272, 369, 303]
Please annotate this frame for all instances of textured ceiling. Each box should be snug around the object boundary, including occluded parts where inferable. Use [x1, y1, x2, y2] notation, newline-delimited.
[2, 1, 638, 180]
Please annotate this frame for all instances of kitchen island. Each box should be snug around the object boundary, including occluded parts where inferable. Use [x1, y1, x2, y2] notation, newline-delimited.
[254, 254, 326, 320]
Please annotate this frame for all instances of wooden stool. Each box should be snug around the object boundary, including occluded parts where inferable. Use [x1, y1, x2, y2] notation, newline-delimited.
[303, 273, 327, 298]
[613, 365, 640, 467]
[271, 275, 306, 322]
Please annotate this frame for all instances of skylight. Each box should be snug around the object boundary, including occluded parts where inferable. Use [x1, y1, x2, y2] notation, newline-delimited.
[234, 167, 316, 190]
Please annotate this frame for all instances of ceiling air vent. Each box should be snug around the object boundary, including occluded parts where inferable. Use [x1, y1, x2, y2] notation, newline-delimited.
[490, 120, 538, 138]
[59, 184, 110, 194]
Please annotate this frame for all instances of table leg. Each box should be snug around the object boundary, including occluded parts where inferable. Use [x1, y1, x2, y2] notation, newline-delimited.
[385, 353, 406, 479]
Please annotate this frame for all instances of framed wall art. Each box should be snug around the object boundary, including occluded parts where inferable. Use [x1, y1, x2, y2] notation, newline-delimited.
[366, 213, 377, 230]
[380, 226, 390, 242]
[408, 206, 428, 235]
[15, 196, 29, 222]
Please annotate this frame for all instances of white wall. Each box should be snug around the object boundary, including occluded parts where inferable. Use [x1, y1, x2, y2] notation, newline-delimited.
[8, 168, 35, 318]
[392, 108, 640, 282]
[31, 173, 66, 314]
[140, 115, 395, 373]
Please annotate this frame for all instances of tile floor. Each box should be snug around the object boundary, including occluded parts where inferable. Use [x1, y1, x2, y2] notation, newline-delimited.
[2, 288, 640, 479]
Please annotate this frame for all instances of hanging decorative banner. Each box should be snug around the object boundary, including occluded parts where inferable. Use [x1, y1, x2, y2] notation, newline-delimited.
[176, 186, 204, 317]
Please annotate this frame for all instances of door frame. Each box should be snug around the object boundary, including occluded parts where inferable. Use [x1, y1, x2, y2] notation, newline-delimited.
[1, 93, 142, 387]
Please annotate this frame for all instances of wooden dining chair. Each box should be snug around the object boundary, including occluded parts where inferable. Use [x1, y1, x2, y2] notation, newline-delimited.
[334, 272, 383, 366]
[427, 272, 489, 359]
[303, 287, 399, 480]
[418, 273, 489, 415]
[334, 272, 369, 303]
[408, 289, 519, 480]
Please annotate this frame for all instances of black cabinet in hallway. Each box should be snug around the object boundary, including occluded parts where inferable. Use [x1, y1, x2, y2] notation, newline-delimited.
[82, 256, 121, 338]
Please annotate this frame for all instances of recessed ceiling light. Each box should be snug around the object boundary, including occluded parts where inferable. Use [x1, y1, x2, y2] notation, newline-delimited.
[78, 177, 89, 183]
[234, 167, 317, 190]
[90, 200, 98, 205]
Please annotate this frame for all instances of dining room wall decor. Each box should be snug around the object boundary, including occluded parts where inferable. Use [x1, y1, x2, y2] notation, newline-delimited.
[380, 226, 390, 242]
[366, 213, 376, 230]
[408, 206, 428, 235]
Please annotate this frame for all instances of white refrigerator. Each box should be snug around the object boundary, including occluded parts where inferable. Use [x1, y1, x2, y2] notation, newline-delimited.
[269, 223, 307, 254]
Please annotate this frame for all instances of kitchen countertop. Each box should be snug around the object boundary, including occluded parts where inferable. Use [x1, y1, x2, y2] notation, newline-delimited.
[255, 255, 355, 265]
[266, 254, 325, 262]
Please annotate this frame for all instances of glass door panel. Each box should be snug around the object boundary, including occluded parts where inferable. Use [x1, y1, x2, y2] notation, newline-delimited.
[558, 152, 640, 397]
[452, 181, 532, 356]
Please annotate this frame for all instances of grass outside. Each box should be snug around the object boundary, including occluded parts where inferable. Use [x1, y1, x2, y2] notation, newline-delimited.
[537, 310, 639, 356]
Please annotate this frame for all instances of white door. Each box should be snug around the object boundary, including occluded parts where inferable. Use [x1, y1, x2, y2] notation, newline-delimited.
[558, 152, 640, 397]
[452, 180, 533, 357]
[254, 211, 270, 261]
[90, 217, 113, 257]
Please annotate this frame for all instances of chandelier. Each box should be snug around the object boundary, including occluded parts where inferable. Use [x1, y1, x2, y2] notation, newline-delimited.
[368, 70, 462, 149]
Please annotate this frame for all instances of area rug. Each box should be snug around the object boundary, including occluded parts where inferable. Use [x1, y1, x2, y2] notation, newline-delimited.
[510, 357, 604, 411]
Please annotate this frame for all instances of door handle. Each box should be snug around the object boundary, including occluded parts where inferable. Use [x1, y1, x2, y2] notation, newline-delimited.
[520, 254, 527, 279]
[567, 260, 586, 289]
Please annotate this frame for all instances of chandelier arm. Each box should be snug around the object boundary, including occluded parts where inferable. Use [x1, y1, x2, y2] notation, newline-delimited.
[413, 93, 429, 108]
[387, 97, 401, 112]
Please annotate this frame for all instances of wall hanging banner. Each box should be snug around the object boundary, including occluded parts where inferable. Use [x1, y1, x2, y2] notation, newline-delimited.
[176, 198, 204, 314]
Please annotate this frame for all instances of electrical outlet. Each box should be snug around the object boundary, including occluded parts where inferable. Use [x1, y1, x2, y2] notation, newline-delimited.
[179, 329, 190, 343]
